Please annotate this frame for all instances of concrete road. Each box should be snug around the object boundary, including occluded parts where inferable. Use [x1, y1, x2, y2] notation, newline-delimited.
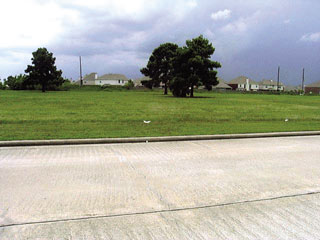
[0, 136, 320, 239]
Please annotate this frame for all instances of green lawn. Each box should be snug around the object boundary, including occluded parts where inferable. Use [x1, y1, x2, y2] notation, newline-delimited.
[1, 89, 320, 140]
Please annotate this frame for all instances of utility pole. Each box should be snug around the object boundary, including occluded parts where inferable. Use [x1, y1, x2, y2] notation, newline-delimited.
[277, 66, 280, 92]
[79, 56, 83, 87]
[301, 68, 305, 93]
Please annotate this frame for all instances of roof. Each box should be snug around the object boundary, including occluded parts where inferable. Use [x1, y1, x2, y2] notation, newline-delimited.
[306, 81, 320, 88]
[229, 76, 258, 84]
[134, 76, 152, 83]
[83, 73, 97, 81]
[213, 78, 232, 89]
[260, 79, 284, 86]
[284, 85, 300, 91]
[213, 81, 232, 89]
[98, 74, 128, 81]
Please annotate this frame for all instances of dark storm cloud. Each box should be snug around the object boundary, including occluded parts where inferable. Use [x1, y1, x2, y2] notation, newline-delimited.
[1, 0, 319, 84]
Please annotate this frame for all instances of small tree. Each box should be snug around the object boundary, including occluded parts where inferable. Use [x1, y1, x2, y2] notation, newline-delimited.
[141, 42, 178, 95]
[25, 48, 63, 92]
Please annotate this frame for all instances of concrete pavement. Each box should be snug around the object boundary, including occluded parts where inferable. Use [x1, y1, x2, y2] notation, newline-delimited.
[1, 136, 320, 239]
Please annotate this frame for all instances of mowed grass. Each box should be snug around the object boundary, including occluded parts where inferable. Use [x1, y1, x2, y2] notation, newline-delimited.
[0, 89, 320, 140]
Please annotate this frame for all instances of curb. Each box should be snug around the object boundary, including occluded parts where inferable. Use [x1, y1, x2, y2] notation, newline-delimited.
[1, 131, 320, 147]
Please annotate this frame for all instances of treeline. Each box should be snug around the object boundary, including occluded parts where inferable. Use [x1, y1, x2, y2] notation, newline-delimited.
[2, 48, 66, 92]
[141, 35, 221, 97]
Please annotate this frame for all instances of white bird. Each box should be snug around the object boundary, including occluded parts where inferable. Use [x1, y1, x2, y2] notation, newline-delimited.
[285, 119, 289, 122]
[143, 120, 151, 124]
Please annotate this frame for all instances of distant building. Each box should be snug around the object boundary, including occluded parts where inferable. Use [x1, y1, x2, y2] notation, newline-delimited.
[97, 74, 129, 86]
[228, 76, 259, 91]
[82, 73, 98, 85]
[284, 85, 300, 92]
[259, 79, 284, 91]
[133, 76, 152, 87]
[212, 78, 232, 91]
[305, 81, 320, 94]
[81, 73, 129, 86]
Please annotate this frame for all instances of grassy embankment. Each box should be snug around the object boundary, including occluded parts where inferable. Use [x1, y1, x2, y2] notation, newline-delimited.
[0, 88, 320, 140]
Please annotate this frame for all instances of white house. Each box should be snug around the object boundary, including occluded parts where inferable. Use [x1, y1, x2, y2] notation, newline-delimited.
[259, 79, 284, 91]
[228, 76, 259, 91]
[97, 74, 129, 86]
[82, 73, 129, 86]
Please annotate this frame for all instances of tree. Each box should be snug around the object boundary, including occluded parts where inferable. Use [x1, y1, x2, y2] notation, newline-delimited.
[25, 48, 63, 92]
[170, 35, 221, 97]
[4, 74, 27, 90]
[141, 42, 178, 95]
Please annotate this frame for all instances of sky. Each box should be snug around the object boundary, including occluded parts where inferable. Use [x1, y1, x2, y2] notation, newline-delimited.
[1, 0, 319, 85]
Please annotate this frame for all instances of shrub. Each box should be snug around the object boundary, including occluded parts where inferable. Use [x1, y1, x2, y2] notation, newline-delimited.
[4, 75, 26, 90]
[124, 80, 134, 90]
[0, 81, 6, 90]
[58, 80, 72, 91]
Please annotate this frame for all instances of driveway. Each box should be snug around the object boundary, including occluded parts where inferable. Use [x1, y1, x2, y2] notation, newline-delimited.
[1, 136, 320, 239]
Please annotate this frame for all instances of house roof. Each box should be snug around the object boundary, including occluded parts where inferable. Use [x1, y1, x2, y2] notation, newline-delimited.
[306, 80, 320, 88]
[98, 74, 128, 81]
[213, 78, 232, 89]
[229, 76, 258, 84]
[83, 73, 97, 81]
[260, 79, 284, 86]
[284, 85, 300, 91]
[214, 82, 232, 89]
[134, 76, 152, 83]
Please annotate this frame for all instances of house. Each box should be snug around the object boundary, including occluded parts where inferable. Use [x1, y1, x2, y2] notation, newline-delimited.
[133, 76, 152, 87]
[284, 85, 300, 92]
[212, 78, 232, 91]
[305, 81, 320, 94]
[228, 76, 259, 91]
[83, 73, 98, 85]
[96, 74, 129, 86]
[82, 73, 129, 86]
[259, 79, 284, 91]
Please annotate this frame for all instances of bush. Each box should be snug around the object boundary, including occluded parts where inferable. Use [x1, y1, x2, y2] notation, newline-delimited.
[124, 80, 134, 90]
[4, 75, 26, 90]
[0, 81, 6, 90]
[100, 84, 112, 89]
[58, 80, 72, 91]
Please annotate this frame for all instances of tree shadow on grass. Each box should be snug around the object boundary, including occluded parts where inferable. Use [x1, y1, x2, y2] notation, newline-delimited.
[158, 95, 215, 99]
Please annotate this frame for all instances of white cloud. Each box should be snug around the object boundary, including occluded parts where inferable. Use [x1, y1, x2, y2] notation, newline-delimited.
[221, 18, 247, 33]
[300, 32, 320, 42]
[0, 0, 80, 49]
[284, 19, 291, 24]
[220, 11, 261, 34]
[186, 0, 198, 8]
[211, 9, 231, 21]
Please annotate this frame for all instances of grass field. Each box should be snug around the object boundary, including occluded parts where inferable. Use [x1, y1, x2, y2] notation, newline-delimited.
[1, 89, 320, 140]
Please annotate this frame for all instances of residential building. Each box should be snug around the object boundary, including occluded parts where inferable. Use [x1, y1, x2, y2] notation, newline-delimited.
[133, 76, 152, 87]
[81, 73, 129, 86]
[212, 78, 232, 91]
[305, 81, 320, 94]
[96, 74, 129, 86]
[83, 73, 98, 85]
[259, 79, 284, 91]
[228, 76, 259, 91]
[284, 85, 300, 92]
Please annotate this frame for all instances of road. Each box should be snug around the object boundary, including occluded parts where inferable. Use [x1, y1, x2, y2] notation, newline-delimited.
[0, 136, 320, 239]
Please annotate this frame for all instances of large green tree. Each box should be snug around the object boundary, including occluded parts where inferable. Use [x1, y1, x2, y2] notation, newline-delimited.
[170, 35, 221, 97]
[141, 42, 178, 95]
[25, 48, 63, 92]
